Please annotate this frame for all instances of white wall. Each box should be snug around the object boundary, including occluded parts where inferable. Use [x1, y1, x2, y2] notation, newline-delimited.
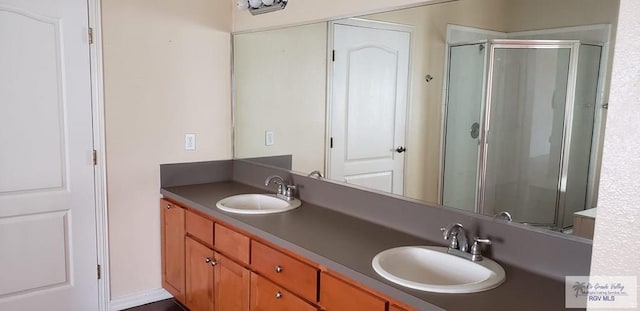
[234, 23, 327, 174]
[232, 0, 451, 33]
[102, 0, 232, 299]
[589, 0, 640, 308]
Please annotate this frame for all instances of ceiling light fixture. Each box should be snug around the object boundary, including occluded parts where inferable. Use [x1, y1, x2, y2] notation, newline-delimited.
[237, 0, 288, 15]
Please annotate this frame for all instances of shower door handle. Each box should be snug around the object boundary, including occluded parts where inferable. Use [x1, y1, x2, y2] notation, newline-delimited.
[470, 122, 480, 139]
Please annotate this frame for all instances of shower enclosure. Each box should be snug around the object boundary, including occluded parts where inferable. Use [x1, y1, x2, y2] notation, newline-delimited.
[442, 39, 603, 230]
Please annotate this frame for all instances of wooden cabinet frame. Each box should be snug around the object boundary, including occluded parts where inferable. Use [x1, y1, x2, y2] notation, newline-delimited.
[160, 198, 416, 311]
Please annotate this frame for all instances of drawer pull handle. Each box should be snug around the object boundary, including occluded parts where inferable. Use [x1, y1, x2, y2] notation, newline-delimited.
[166, 204, 172, 209]
[205, 257, 212, 263]
[275, 291, 283, 299]
[210, 260, 218, 266]
[275, 265, 283, 273]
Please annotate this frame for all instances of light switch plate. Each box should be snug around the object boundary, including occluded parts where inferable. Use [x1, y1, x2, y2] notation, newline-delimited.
[265, 130, 274, 146]
[185, 133, 196, 151]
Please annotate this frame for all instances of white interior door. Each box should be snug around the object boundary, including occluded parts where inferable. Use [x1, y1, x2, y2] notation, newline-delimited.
[329, 21, 410, 195]
[0, 0, 98, 310]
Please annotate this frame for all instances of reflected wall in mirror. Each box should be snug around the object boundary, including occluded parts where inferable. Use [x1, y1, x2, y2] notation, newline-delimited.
[233, 0, 620, 236]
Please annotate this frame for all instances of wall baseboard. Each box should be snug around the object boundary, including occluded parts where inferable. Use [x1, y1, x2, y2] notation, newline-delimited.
[110, 288, 172, 311]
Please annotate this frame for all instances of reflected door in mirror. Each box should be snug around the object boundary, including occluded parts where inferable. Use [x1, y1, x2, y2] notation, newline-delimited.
[329, 21, 411, 195]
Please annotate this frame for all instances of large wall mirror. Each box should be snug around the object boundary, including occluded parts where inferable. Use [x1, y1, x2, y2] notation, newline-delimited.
[233, 0, 620, 237]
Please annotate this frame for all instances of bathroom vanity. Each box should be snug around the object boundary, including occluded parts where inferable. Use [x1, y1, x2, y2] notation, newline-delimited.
[160, 160, 591, 311]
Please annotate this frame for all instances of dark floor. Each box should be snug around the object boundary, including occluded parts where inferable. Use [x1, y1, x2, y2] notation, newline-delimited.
[123, 299, 186, 311]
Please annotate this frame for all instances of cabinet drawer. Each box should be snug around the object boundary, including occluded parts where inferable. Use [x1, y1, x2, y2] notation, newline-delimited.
[320, 273, 386, 311]
[251, 241, 318, 302]
[250, 273, 318, 311]
[186, 210, 214, 247]
[215, 224, 250, 265]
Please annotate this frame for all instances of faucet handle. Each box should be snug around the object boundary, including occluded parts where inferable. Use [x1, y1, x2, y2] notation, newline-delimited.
[474, 237, 492, 245]
[283, 184, 296, 200]
[440, 227, 459, 249]
[470, 237, 492, 261]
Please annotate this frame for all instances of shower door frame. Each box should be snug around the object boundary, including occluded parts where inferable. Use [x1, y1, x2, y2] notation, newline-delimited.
[440, 40, 490, 212]
[478, 40, 581, 227]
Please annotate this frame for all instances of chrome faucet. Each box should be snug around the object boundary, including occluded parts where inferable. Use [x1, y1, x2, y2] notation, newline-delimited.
[440, 223, 492, 261]
[264, 175, 296, 201]
[493, 211, 513, 222]
[441, 223, 469, 252]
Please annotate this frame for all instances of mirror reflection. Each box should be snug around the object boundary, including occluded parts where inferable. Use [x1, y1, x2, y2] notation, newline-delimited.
[233, 0, 620, 237]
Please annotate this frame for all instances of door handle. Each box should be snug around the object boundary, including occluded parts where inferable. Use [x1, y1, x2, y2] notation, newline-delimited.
[470, 122, 480, 139]
[395, 146, 407, 153]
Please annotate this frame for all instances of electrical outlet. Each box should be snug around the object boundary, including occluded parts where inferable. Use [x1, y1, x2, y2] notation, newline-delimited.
[265, 130, 274, 146]
[185, 133, 196, 151]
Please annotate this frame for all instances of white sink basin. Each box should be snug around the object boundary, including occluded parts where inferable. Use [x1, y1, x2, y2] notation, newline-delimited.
[216, 194, 301, 214]
[372, 246, 505, 294]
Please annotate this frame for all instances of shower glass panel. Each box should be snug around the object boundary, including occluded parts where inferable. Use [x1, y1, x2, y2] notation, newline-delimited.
[482, 47, 571, 225]
[560, 44, 602, 227]
[442, 43, 487, 212]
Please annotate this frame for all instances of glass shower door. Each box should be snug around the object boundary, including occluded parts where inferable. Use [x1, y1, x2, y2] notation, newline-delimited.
[442, 43, 487, 212]
[482, 45, 572, 225]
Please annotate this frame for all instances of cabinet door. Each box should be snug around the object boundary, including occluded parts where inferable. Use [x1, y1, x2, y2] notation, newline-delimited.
[250, 273, 318, 311]
[186, 237, 215, 311]
[320, 273, 386, 311]
[214, 253, 250, 311]
[161, 199, 185, 303]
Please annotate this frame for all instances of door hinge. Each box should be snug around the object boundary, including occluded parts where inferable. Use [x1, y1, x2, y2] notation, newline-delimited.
[92, 150, 97, 165]
[97, 264, 102, 280]
[332, 50, 335, 62]
[330, 137, 334, 148]
[88, 27, 94, 44]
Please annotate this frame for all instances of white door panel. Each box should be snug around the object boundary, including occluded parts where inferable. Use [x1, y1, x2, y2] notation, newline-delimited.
[0, 0, 98, 309]
[330, 21, 410, 195]
[344, 171, 393, 193]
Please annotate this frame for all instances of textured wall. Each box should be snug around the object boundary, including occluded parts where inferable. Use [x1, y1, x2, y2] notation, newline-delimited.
[589, 0, 640, 309]
[102, 0, 232, 299]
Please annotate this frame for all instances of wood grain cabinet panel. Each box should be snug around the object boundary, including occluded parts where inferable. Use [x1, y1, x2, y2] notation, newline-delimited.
[215, 224, 250, 264]
[214, 253, 250, 311]
[160, 199, 186, 303]
[251, 240, 318, 302]
[250, 273, 318, 311]
[320, 273, 386, 311]
[186, 237, 215, 311]
[389, 304, 410, 311]
[186, 209, 214, 247]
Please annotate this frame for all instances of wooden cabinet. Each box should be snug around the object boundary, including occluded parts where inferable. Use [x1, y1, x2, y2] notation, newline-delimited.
[251, 240, 318, 302]
[250, 273, 318, 311]
[215, 224, 250, 265]
[186, 209, 214, 247]
[186, 236, 215, 311]
[390, 304, 409, 311]
[320, 272, 386, 311]
[214, 253, 250, 311]
[160, 199, 185, 303]
[161, 198, 416, 311]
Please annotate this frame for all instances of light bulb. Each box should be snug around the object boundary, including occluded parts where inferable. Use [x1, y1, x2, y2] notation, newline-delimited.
[236, 0, 249, 10]
[262, 0, 275, 6]
[249, 0, 262, 8]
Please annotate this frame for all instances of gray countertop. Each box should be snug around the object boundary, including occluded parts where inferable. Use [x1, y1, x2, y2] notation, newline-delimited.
[162, 181, 574, 311]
